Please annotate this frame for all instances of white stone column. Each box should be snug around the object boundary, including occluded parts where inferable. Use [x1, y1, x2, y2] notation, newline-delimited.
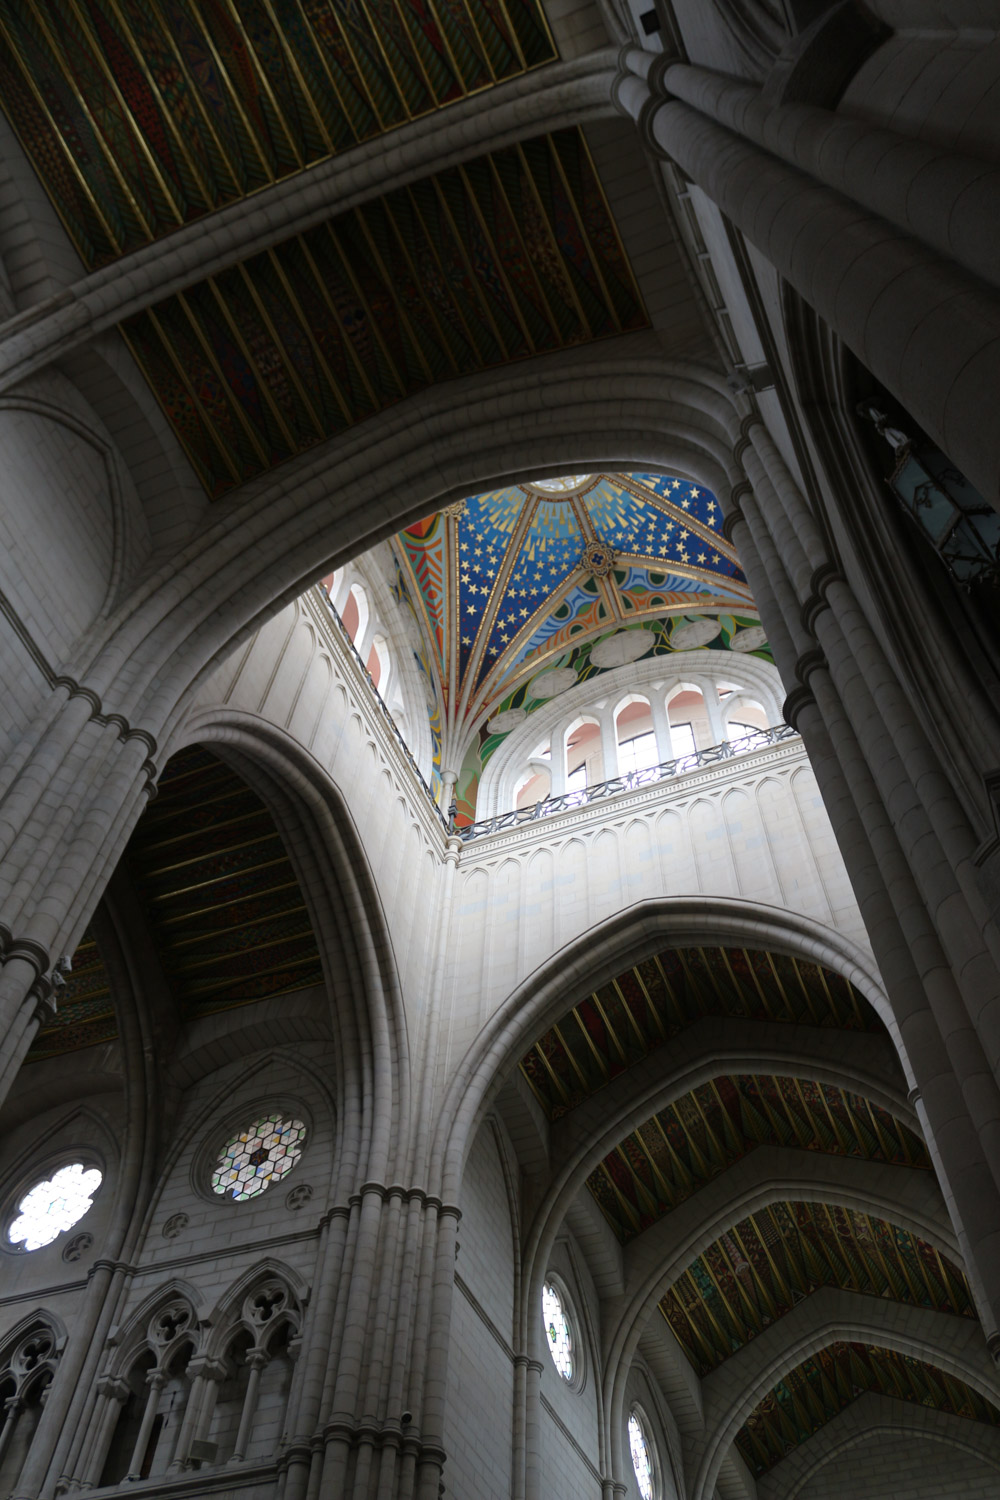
[126, 1371, 166, 1481]
[228, 1350, 268, 1464]
[548, 722, 568, 798]
[695, 680, 725, 746]
[599, 706, 619, 783]
[648, 692, 674, 765]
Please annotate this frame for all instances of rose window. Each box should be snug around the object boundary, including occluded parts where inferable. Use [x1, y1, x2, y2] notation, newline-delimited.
[211, 1115, 306, 1201]
[8, 1163, 102, 1251]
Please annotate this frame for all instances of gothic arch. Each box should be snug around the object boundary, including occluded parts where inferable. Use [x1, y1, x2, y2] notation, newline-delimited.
[433, 894, 900, 1205]
[77, 351, 747, 735]
[691, 1297, 1000, 1500]
[170, 713, 410, 1190]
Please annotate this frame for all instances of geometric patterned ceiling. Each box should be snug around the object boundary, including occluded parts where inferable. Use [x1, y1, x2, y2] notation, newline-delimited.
[586, 1073, 930, 1244]
[735, 1343, 1000, 1477]
[519, 945, 882, 1121]
[122, 133, 647, 497]
[29, 924, 116, 1062]
[661, 1200, 973, 1377]
[31, 744, 326, 1058]
[394, 471, 762, 757]
[124, 744, 323, 1018]
[0, 0, 554, 268]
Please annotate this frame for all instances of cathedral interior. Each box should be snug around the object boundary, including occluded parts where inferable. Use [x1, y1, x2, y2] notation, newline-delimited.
[0, 1, 999, 1498]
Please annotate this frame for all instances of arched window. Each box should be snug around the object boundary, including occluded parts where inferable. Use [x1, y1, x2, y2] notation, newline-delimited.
[340, 584, 369, 646]
[564, 717, 601, 796]
[0, 1324, 60, 1496]
[616, 697, 657, 775]
[666, 685, 705, 757]
[628, 1409, 655, 1500]
[542, 1282, 574, 1381]
[366, 635, 391, 694]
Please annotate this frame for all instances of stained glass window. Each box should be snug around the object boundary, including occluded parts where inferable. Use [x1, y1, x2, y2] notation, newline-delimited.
[8, 1163, 102, 1251]
[628, 1411, 654, 1500]
[542, 1282, 573, 1380]
[211, 1116, 306, 1201]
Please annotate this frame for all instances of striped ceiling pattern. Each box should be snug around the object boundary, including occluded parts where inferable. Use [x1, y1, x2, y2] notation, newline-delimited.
[122, 129, 646, 497]
[585, 1073, 929, 1244]
[735, 1343, 1000, 1476]
[124, 744, 323, 1016]
[661, 1200, 973, 1378]
[30, 925, 116, 1061]
[0, 0, 554, 268]
[519, 946, 881, 1121]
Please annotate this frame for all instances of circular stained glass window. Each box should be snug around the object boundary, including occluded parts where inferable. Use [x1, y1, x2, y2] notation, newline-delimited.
[542, 1281, 574, 1381]
[528, 474, 594, 494]
[628, 1411, 654, 1500]
[211, 1115, 306, 1202]
[8, 1163, 102, 1251]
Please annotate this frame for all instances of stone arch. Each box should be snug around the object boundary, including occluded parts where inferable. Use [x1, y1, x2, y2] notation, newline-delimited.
[770, 1399, 1000, 1500]
[433, 895, 899, 1205]
[159, 712, 410, 1192]
[691, 1301, 1000, 1500]
[78, 353, 746, 736]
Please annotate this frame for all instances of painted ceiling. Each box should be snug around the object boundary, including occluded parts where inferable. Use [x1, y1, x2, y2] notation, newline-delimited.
[395, 473, 761, 761]
[735, 1342, 1000, 1476]
[585, 1073, 929, 1244]
[124, 744, 323, 1016]
[0, 0, 554, 268]
[123, 129, 644, 496]
[519, 945, 881, 1121]
[30, 924, 116, 1061]
[661, 1200, 972, 1378]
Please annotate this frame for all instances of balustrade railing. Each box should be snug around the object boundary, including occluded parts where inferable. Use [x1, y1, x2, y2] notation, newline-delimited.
[456, 724, 801, 842]
[316, 585, 800, 847]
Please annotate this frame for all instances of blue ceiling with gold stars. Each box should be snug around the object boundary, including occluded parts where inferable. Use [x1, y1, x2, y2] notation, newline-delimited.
[392, 472, 758, 748]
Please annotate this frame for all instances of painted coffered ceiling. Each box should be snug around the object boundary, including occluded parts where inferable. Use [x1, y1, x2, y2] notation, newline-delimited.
[519, 944, 880, 1121]
[0, 0, 554, 267]
[585, 1073, 928, 1244]
[30, 924, 115, 1061]
[735, 1343, 1000, 1476]
[661, 1199, 973, 1377]
[37, 745, 325, 1056]
[121, 132, 645, 496]
[125, 745, 324, 1015]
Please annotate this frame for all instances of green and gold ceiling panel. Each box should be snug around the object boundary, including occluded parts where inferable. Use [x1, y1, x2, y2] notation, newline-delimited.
[0, 0, 556, 269]
[126, 744, 323, 1017]
[585, 1074, 928, 1243]
[121, 130, 646, 497]
[520, 946, 880, 1121]
[29, 924, 117, 1061]
[661, 1201, 973, 1378]
[735, 1343, 1000, 1476]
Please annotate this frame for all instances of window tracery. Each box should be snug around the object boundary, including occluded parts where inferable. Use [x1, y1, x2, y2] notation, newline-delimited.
[7, 1163, 102, 1252]
[542, 1282, 574, 1381]
[211, 1116, 306, 1202]
[628, 1410, 655, 1500]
